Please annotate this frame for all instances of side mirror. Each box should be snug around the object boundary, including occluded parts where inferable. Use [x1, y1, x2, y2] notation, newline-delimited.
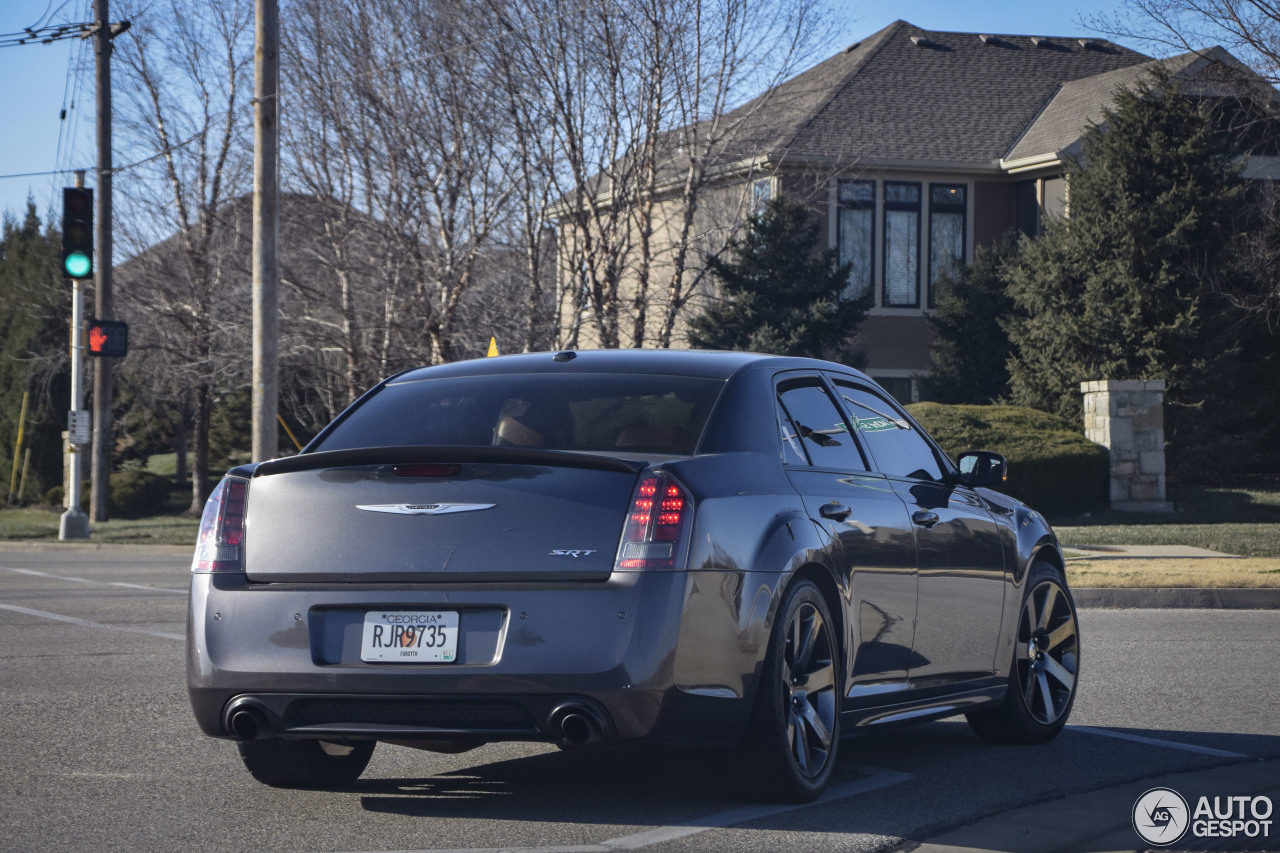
[957, 451, 1007, 488]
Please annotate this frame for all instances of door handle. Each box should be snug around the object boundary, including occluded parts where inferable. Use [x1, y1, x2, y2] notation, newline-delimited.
[912, 510, 940, 529]
[820, 502, 852, 521]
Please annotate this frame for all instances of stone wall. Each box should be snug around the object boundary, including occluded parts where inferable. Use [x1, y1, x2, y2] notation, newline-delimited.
[1080, 379, 1173, 513]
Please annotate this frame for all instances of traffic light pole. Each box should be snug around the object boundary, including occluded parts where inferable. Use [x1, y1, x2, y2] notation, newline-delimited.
[59, 173, 91, 541]
[89, 0, 114, 522]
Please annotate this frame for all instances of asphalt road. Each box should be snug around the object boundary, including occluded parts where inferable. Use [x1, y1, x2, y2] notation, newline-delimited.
[1, 542, 1277, 853]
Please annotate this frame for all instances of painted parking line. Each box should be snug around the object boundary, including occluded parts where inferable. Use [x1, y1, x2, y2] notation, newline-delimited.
[0, 602, 183, 641]
[3, 567, 187, 594]
[1072, 725, 1250, 759]
[355, 764, 913, 853]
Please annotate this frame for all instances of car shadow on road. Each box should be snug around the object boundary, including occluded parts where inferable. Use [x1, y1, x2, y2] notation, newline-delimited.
[350, 722, 1280, 847]
[356, 741, 753, 823]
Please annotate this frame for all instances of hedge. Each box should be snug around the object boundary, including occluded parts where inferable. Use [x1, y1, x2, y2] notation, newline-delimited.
[906, 402, 1108, 515]
[43, 469, 174, 518]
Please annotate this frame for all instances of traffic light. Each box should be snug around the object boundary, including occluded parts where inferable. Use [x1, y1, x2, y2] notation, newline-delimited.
[87, 319, 127, 358]
[62, 187, 93, 279]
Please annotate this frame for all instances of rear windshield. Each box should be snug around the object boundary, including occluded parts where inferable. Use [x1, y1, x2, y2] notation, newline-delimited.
[314, 373, 725, 456]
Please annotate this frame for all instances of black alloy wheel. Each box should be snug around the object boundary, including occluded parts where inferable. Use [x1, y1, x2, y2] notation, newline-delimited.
[1016, 576, 1079, 725]
[783, 598, 839, 776]
[966, 561, 1079, 744]
[744, 579, 840, 802]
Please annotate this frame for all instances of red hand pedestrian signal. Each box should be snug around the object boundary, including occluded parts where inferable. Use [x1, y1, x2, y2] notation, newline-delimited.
[86, 319, 128, 358]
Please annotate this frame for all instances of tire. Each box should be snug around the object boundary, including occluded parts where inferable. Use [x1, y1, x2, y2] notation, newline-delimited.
[742, 579, 841, 802]
[966, 560, 1080, 744]
[237, 739, 375, 788]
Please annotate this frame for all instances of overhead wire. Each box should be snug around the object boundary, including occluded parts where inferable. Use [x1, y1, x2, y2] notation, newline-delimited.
[48, 5, 89, 211]
[0, 0, 608, 185]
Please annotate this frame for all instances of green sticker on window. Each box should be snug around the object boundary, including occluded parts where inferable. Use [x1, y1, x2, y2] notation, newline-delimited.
[857, 416, 897, 433]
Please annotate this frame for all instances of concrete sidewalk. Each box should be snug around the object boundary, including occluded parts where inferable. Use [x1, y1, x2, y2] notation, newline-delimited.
[1066, 544, 1241, 559]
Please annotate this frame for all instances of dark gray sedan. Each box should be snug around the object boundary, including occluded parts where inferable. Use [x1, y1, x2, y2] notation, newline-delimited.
[187, 349, 1079, 802]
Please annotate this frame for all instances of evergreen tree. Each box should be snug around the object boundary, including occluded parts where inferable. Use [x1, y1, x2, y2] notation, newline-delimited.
[922, 237, 1017, 403]
[1002, 78, 1267, 476]
[0, 200, 71, 503]
[689, 196, 869, 362]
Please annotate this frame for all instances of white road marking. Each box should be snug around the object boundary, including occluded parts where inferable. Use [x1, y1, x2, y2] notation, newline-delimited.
[353, 764, 913, 853]
[0, 602, 183, 641]
[3, 567, 187, 594]
[1072, 725, 1250, 758]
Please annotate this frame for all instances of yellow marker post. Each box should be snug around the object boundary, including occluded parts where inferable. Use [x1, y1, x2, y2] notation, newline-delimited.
[277, 413, 304, 452]
[487, 337, 500, 357]
[8, 390, 28, 506]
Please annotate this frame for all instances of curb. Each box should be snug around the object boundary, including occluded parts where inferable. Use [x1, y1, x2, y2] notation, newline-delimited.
[1074, 586, 1280, 609]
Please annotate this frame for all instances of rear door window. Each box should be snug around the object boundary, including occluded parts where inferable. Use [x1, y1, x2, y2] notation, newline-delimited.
[777, 380, 868, 471]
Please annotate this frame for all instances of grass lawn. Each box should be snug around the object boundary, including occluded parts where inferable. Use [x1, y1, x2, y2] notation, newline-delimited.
[0, 506, 199, 546]
[1067, 557, 1280, 588]
[1052, 485, 1280, 559]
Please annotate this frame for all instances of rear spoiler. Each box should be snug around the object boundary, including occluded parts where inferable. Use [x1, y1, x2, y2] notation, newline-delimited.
[251, 446, 648, 477]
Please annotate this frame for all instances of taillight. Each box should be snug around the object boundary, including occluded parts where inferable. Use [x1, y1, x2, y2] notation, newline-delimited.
[191, 477, 249, 573]
[617, 473, 691, 569]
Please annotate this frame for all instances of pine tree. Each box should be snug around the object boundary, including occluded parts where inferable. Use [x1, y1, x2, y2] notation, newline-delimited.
[1002, 78, 1265, 476]
[689, 196, 869, 363]
[922, 237, 1017, 403]
[0, 200, 71, 503]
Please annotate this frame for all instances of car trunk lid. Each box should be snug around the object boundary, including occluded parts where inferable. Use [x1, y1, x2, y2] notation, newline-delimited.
[242, 447, 643, 583]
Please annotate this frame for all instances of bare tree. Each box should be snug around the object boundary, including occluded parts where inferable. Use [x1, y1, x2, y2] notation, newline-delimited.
[282, 0, 518, 406]
[1094, 1, 1280, 80]
[488, 0, 832, 350]
[112, 0, 254, 512]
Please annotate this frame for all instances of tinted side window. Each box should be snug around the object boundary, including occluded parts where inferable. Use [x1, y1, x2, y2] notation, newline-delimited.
[777, 381, 868, 471]
[835, 382, 943, 481]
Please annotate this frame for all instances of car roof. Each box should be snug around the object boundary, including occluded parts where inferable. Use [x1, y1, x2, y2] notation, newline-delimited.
[389, 349, 872, 383]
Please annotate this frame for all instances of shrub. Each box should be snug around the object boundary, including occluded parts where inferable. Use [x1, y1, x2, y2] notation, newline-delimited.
[109, 469, 174, 518]
[907, 402, 1108, 515]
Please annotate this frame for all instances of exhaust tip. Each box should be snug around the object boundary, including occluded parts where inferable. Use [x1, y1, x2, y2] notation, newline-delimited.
[226, 704, 270, 741]
[560, 713, 593, 746]
[549, 702, 608, 748]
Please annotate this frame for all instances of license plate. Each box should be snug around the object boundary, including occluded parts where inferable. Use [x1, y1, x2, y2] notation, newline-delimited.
[360, 611, 459, 663]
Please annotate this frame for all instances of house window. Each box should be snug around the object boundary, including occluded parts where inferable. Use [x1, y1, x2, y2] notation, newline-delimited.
[752, 178, 773, 212]
[837, 180, 874, 300]
[928, 184, 966, 306]
[1015, 180, 1039, 236]
[883, 182, 921, 307]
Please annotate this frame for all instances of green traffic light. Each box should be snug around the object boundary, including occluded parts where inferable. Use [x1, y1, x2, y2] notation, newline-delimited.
[64, 252, 91, 278]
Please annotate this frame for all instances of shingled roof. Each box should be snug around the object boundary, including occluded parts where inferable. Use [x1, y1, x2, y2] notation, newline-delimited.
[722, 20, 1152, 168]
[1002, 46, 1275, 166]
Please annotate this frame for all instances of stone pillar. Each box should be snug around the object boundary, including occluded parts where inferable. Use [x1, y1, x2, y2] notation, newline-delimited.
[1081, 380, 1174, 513]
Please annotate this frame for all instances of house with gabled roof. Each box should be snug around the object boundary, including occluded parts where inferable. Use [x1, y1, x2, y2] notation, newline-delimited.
[558, 20, 1279, 402]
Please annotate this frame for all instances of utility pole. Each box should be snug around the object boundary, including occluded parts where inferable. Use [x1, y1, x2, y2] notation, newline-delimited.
[90, 0, 114, 522]
[251, 0, 280, 462]
[60, 171, 90, 541]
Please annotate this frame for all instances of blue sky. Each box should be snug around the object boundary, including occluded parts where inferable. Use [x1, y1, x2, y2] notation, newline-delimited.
[0, 0, 1153, 223]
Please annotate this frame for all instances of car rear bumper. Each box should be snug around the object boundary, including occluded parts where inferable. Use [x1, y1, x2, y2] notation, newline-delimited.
[187, 568, 771, 748]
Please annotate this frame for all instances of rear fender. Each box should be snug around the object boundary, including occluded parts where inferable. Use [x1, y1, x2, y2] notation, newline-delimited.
[671, 506, 835, 709]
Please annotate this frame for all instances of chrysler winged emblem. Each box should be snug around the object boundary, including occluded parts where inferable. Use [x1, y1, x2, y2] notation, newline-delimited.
[356, 503, 495, 516]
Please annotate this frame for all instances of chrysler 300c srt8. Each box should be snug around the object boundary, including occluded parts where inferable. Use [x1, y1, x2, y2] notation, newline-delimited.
[187, 349, 1079, 802]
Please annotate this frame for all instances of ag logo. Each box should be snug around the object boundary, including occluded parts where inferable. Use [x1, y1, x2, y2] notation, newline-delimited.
[1133, 787, 1190, 846]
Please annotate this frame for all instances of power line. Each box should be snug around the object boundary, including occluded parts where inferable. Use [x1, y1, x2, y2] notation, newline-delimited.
[0, 21, 95, 48]
[0, 0, 607, 185]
